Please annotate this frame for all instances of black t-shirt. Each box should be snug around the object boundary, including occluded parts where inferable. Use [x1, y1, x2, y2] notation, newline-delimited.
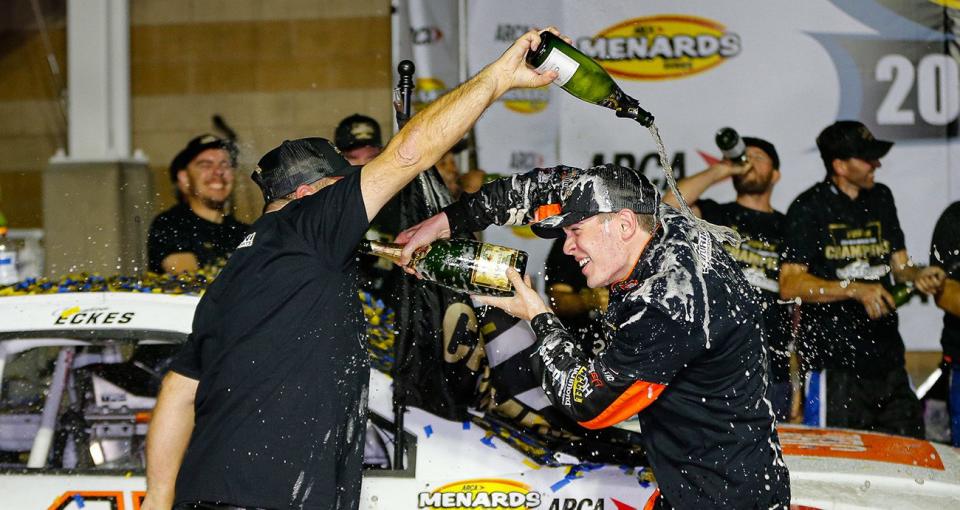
[169, 171, 370, 509]
[931, 201, 960, 359]
[544, 238, 607, 354]
[781, 180, 906, 374]
[697, 199, 791, 382]
[147, 203, 249, 273]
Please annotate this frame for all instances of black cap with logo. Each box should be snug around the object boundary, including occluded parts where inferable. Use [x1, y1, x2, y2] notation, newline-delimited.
[252, 137, 360, 203]
[531, 164, 661, 239]
[334, 114, 383, 151]
[816, 120, 893, 163]
[169, 134, 238, 182]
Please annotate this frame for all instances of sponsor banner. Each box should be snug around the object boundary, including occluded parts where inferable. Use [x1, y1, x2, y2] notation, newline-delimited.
[467, 1, 561, 294]
[467, 0, 562, 175]
[394, 0, 460, 113]
[417, 476, 655, 510]
[461, 0, 957, 350]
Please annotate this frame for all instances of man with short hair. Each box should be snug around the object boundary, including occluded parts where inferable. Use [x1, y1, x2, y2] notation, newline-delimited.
[663, 136, 793, 420]
[397, 164, 790, 509]
[334, 113, 383, 165]
[147, 135, 249, 274]
[780, 120, 945, 437]
[142, 28, 560, 510]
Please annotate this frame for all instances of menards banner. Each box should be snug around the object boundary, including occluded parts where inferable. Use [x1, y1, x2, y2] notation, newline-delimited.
[465, 0, 960, 351]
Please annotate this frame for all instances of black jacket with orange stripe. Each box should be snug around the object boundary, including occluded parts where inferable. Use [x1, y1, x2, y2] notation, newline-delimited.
[444, 166, 790, 510]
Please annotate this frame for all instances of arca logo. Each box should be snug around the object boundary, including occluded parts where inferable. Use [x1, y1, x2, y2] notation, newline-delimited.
[418, 479, 541, 508]
[578, 15, 740, 80]
[411, 26, 444, 45]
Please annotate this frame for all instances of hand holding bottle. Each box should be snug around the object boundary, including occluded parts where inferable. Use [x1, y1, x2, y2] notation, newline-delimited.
[475, 269, 551, 322]
[913, 266, 946, 295]
[848, 282, 896, 320]
[396, 212, 452, 268]
[485, 27, 564, 97]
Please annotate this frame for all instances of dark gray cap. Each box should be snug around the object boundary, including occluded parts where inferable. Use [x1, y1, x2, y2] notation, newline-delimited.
[817, 120, 893, 162]
[252, 137, 359, 203]
[531, 164, 660, 239]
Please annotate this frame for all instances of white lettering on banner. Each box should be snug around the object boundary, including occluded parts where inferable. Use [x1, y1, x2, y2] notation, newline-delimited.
[577, 34, 740, 61]
[877, 53, 960, 126]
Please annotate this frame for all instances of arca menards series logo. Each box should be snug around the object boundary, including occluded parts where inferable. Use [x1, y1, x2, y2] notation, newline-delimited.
[577, 15, 741, 80]
[419, 479, 541, 509]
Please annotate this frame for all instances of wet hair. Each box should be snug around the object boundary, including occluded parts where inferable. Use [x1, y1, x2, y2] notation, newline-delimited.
[596, 212, 657, 234]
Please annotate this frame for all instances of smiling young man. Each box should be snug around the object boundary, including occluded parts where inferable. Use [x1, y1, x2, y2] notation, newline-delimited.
[147, 135, 249, 274]
[396, 164, 790, 509]
[780, 120, 945, 437]
[662, 137, 794, 420]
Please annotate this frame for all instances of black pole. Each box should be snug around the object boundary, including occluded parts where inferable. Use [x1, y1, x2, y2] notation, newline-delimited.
[392, 59, 415, 470]
[394, 60, 415, 129]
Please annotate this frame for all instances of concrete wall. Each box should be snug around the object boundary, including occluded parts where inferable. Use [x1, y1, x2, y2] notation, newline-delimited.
[0, 0, 392, 228]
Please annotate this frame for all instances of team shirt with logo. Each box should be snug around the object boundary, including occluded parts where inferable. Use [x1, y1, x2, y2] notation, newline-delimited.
[697, 199, 791, 383]
[169, 172, 370, 509]
[147, 203, 249, 273]
[781, 179, 906, 374]
[444, 168, 790, 510]
[931, 201, 960, 360]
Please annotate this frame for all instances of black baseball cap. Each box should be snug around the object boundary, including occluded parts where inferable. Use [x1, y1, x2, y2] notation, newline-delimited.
[252, 137, 360, 203]
[817, 120, 893, 163]
[334, 114, 382, 151]
[742, 136, 780, 170]
[531, 164, 660, 239]
[169, 134, 238, 181]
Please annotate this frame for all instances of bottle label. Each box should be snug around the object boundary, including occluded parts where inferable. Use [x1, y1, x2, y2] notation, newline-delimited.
[535, 48, 579, 87]
[471, 244, 516, 291]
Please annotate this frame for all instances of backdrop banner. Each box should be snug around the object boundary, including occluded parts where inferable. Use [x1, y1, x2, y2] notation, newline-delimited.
[464, 0, 959, 350]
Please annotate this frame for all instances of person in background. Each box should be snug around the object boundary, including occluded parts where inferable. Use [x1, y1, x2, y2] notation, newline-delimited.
[780, 120, 944, 437]
[662, 136, 793, 420]
[335, 113, 383, 165]
[142, 27, 560, 510]
[147, 134, 249, 275]
[931, 201, 960, 445]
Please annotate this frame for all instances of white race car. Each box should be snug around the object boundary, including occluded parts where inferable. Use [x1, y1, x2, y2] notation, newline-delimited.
[0, 291, 958, 509]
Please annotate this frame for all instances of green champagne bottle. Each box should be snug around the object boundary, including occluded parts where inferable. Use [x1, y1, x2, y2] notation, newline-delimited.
[525, 31, 654, 126]
[359, 238, 528, 297]
[889, 281, 916, 307]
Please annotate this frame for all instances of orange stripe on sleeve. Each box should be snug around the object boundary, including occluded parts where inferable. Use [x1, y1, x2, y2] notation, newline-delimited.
[577, 380, 666, 430]
[643, 488, 661, 510]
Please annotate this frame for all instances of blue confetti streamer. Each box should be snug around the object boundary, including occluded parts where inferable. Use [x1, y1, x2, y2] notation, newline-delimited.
[72, 494, 85, 508]
[480, 436, 497, 448]
[424, 425, 433, 438]
[462, 421, 471, 430]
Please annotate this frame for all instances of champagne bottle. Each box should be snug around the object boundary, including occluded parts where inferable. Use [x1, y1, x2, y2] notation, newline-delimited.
[889, 281, 916, 307]
[525, 31, 654, 126]
[715, 127, 748, 166]
[359, 238, 528, 297]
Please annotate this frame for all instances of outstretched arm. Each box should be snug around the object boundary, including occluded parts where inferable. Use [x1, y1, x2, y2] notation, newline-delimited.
[661, 161, 748, 215]
[359, 28, 559, 221]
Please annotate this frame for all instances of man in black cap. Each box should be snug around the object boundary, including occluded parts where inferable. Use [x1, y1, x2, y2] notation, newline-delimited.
[780, 120, 945, 437]
[334, 113, 383, 165]
[142, 27, 560, 510]
[663, 136, 794, 420]
[147, 134, 249, 274]
[396, 164, 790, 509]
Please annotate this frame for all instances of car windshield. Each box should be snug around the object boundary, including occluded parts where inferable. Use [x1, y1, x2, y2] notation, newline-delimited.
[0, 337, 179, 470]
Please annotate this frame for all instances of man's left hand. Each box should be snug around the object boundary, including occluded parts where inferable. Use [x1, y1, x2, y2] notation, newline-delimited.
[475, 268, 551, 322]
[915, 265, 947, 294]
